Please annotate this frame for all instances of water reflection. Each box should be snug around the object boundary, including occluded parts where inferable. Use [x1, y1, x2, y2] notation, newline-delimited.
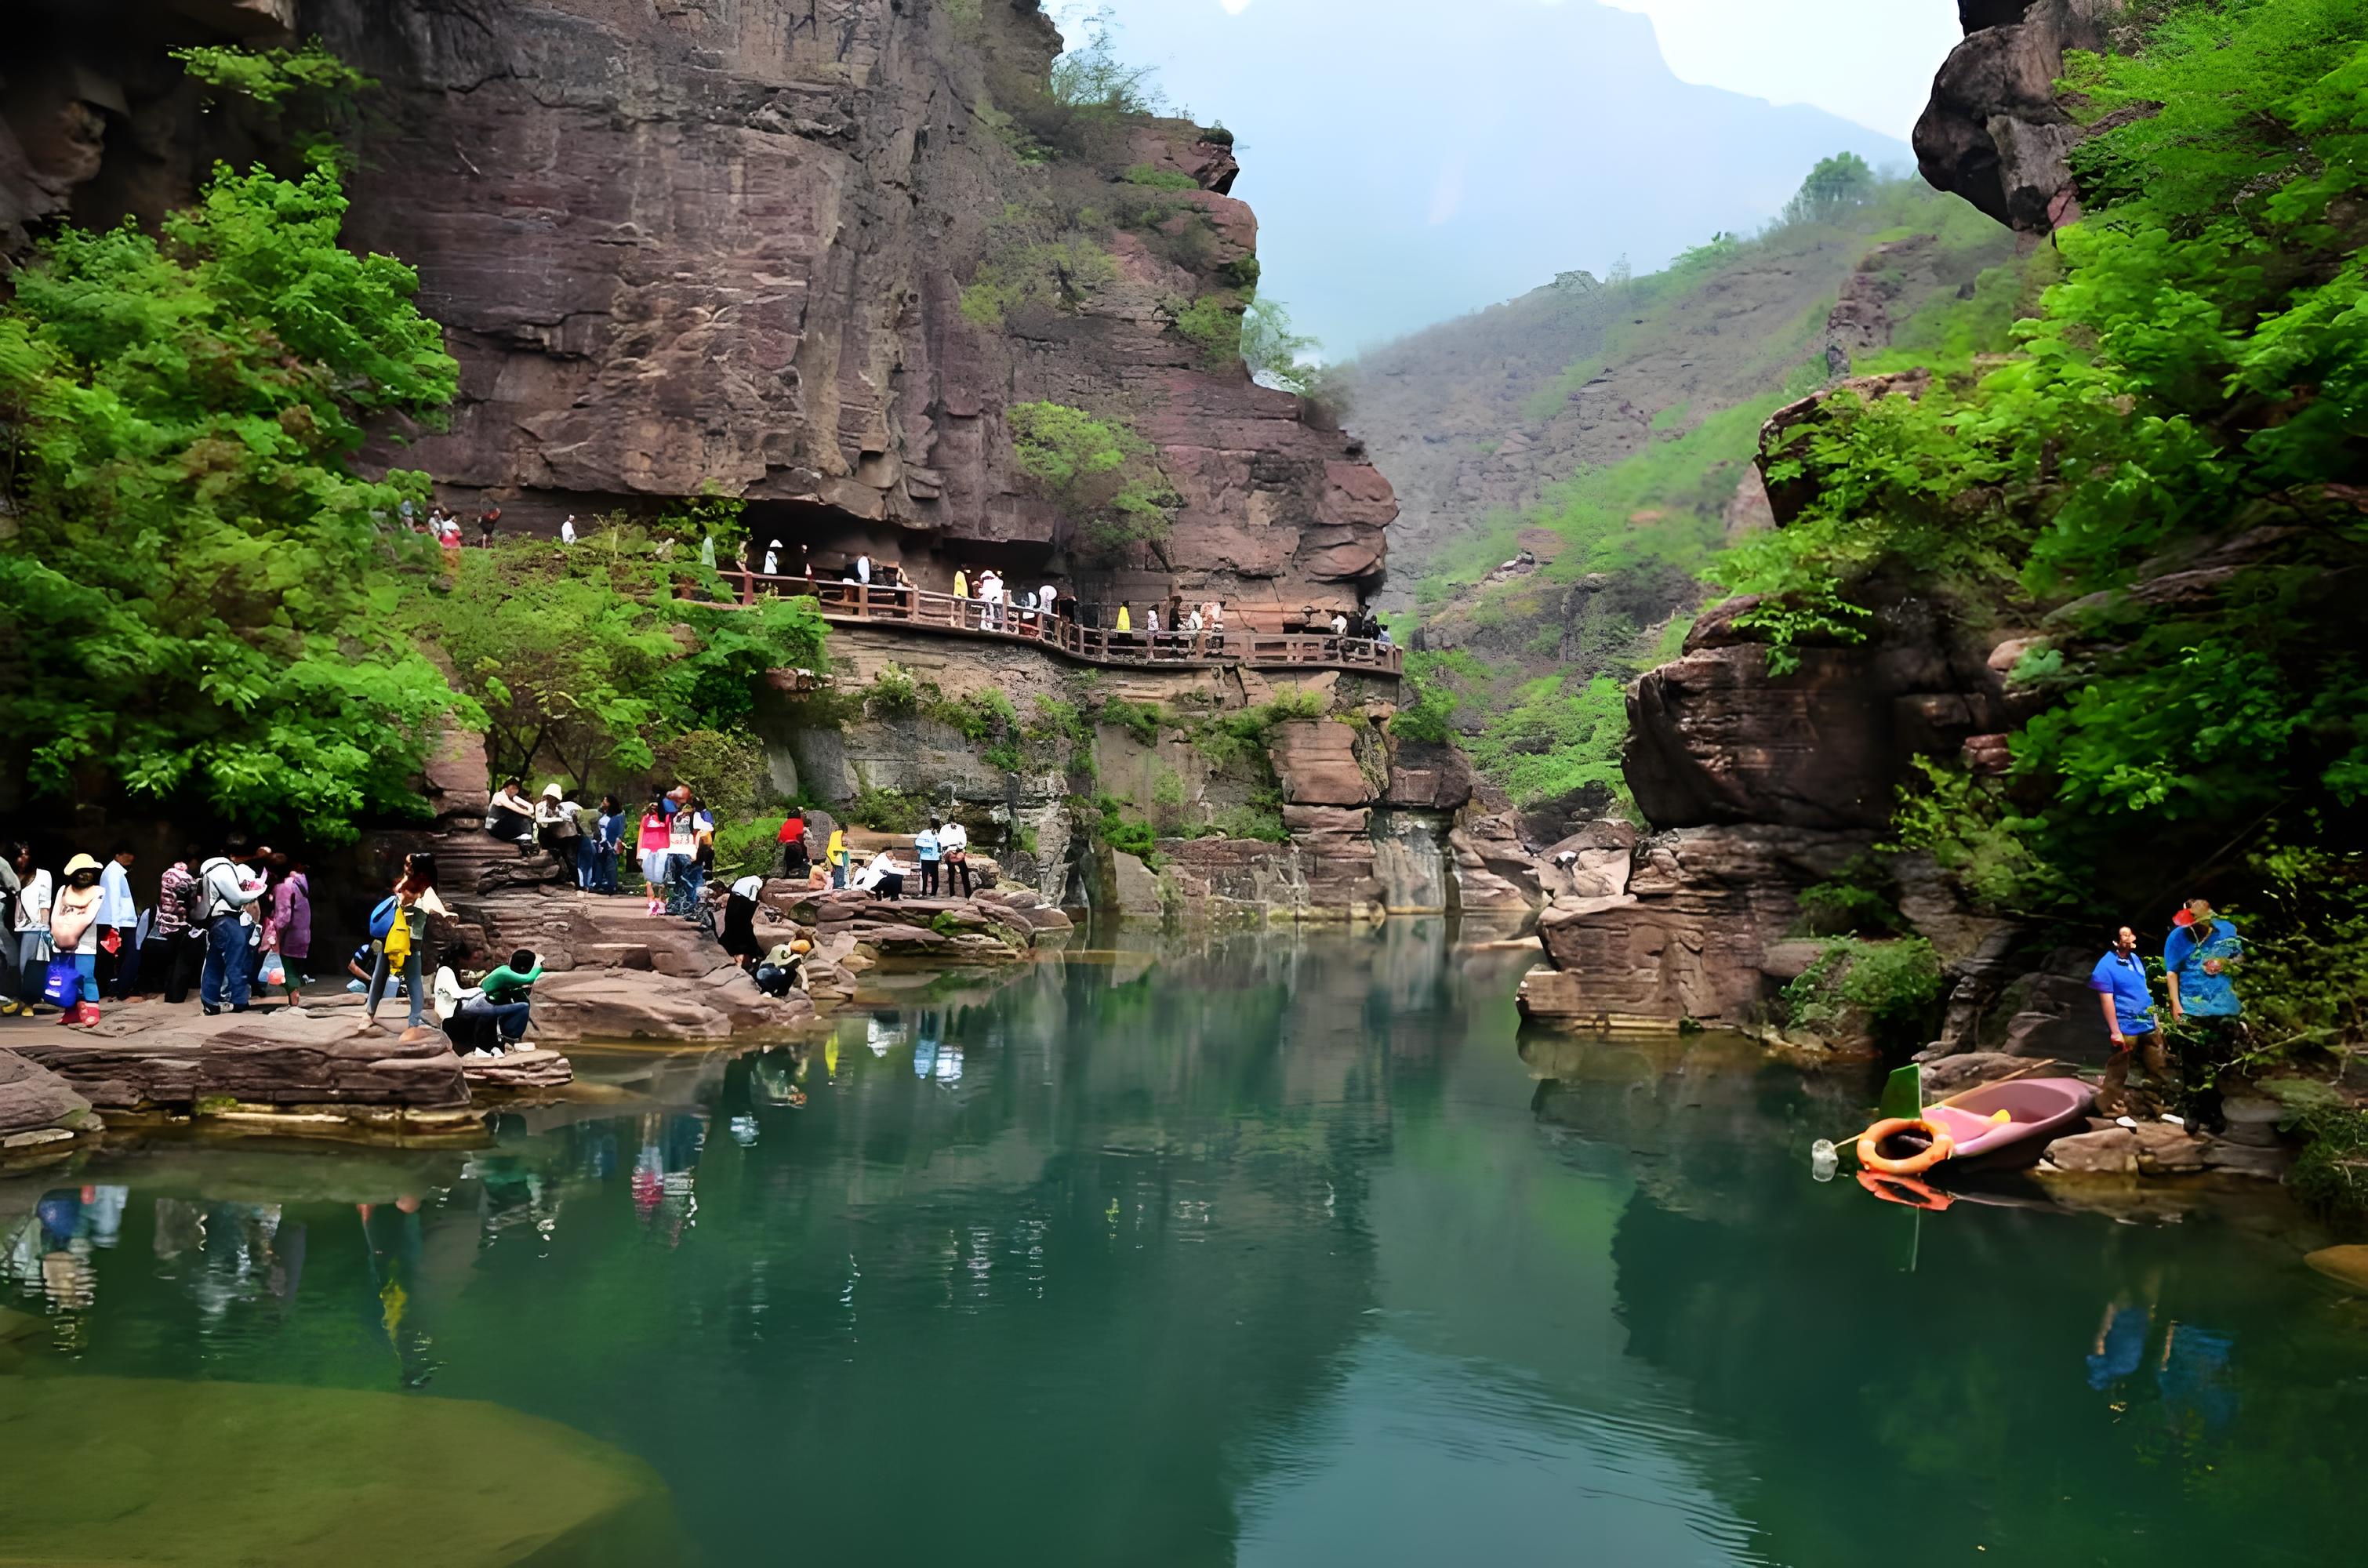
[1, 927, 2362, 1568]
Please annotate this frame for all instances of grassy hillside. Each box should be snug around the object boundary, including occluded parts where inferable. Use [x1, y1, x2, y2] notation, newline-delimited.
[1345, 169, 2014, 824]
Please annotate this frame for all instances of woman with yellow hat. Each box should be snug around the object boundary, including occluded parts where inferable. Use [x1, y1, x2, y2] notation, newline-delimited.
[49, 854, 107, 1027]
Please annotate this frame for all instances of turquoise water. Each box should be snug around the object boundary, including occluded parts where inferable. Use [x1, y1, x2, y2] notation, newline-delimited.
[5, 926, 2366, 1565]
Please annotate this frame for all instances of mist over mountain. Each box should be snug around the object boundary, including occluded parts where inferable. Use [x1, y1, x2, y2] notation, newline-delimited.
[1096, 0, 1913, 354]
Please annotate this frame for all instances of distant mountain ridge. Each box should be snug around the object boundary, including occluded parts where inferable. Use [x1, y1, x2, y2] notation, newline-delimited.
[1102, 0, 1912, 354]
[1338, 172, 2014, 826]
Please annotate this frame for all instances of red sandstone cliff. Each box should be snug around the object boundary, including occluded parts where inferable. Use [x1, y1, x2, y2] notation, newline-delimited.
[2, 0, 1392, 613]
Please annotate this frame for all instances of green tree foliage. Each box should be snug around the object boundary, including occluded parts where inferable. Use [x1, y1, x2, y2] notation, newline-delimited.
[1463, 673, 1634, 815]
[1779, 152, 1876, 227]
[407, 541, 828, 792]
[1723, 0, 2368, 895]
[1239, 295, 1348, 411]
[0, 154, 463, 840]
[1048, 9, 1165, 114]
[170, 41, 372, 166]
[1007, 400, 1178, 556]
[1780, 936, 1945, 1044]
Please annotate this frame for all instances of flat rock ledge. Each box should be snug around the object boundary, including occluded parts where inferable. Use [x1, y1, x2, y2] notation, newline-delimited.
[8, 1007, 471, 1112]
[0, 1047, 98, 1163]
[775, 886, 1073, 967]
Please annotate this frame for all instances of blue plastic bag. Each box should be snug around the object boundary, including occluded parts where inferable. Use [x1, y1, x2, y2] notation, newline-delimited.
[42, 957, 80, 1009]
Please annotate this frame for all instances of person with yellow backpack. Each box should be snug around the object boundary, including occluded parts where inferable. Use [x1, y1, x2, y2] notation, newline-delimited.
[365, 852, 445, 1032]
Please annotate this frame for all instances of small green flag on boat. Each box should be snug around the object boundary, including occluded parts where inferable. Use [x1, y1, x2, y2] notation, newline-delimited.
[1876, 1064, 1923, 1122]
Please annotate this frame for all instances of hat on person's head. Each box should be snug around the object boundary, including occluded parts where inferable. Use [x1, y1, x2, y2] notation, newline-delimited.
[543, 782, 564, 799]
[62, 853, 101, 877]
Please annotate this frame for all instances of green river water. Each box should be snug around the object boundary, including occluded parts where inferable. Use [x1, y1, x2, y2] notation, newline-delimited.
[4, 925, 2364, 1565]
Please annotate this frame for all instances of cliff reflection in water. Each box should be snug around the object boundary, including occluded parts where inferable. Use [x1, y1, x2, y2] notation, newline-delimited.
[3, 931, 2365, 1568]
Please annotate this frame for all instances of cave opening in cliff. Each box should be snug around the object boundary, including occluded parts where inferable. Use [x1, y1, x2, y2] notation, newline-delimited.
[739, 503, 1053, 598]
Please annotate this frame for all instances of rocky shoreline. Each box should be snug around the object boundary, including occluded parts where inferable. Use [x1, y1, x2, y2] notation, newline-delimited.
[0, 854, 1081, 1161]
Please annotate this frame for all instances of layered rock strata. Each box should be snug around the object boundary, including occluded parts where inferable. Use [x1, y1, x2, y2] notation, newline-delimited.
[9, 1011, 473, 1117]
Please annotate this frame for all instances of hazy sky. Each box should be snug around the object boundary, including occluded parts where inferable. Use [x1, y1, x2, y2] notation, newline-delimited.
[1081, 0, 1969, 354]
[1596, 1, 1966, 137]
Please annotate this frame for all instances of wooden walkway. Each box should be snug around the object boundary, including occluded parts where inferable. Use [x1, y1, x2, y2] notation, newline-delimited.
[728, 574, 1403, 676]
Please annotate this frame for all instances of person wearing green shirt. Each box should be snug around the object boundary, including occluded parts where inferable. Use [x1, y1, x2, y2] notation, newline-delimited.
[458, 947, 543, 1051]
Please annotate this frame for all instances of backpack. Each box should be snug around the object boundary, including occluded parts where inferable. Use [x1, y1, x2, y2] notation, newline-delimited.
[180, 873, 208, 929]
[369, 895, 400, 942]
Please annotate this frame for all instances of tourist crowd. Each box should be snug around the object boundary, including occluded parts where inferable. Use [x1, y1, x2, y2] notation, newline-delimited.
[1, 839, 314, 1028]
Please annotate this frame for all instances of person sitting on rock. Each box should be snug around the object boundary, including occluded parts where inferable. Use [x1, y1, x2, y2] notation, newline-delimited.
[346, 941, 386, 995]
[488, 777, 536, 848]
[456, 947, 542, 1053]
[754, 938, 811, 997]
[855, 849, 908, 902]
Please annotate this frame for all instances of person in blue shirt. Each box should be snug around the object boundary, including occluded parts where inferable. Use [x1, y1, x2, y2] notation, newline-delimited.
[2091, 924, 2168, 1116]
[914, 818, 942, 897]
[2166, 897, 2243, 1025]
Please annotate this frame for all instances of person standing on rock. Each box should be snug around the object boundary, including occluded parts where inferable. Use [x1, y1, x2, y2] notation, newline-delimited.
[91, 843, 139, 1001]
[196, 846, 267, 1016]
[636, 793, 672, 896]
[0, 842, 23, 1015]
[141, 848, 203, 1006]
[365, 852, 444, 1032]
[268, 858, 312, 1008]
[50, 855, 107, 1025]
[826, 826, 848, 890]
[5, 844, 51, 1016]
[2092, 924, 2167, 1116]
[561, 514, 578, 546]
[914, 818, 942, 896]
[940, 815, 971, 898]
[667, 789, 715, 918]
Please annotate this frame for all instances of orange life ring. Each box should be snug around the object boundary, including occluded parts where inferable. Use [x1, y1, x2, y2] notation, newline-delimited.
[1856, 1170, 1955, 1212]
[1857, 1116, 1956, 1176]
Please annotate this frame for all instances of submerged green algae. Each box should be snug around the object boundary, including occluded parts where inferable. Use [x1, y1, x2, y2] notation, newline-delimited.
[0, 1375, 684, 1566]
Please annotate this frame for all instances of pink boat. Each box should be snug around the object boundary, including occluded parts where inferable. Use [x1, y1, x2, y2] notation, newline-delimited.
[1921, 1076, 2096, 1171]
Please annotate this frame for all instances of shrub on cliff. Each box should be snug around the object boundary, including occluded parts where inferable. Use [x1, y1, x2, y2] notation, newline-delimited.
[1720, 0, 2368, 902]
[0, 142, 463, 839]
[959, 235, 1117, 330]
[1008, 400, 1178, 557]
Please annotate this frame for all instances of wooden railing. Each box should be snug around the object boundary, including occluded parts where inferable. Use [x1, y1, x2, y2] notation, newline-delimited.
[729, 572, 1404, 676]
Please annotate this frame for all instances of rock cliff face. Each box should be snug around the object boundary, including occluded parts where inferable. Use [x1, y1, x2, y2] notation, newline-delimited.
[2, 0, 1392, 612]
[1520, 9, 2171, 1041]
[1914, 0, 2130, 234]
